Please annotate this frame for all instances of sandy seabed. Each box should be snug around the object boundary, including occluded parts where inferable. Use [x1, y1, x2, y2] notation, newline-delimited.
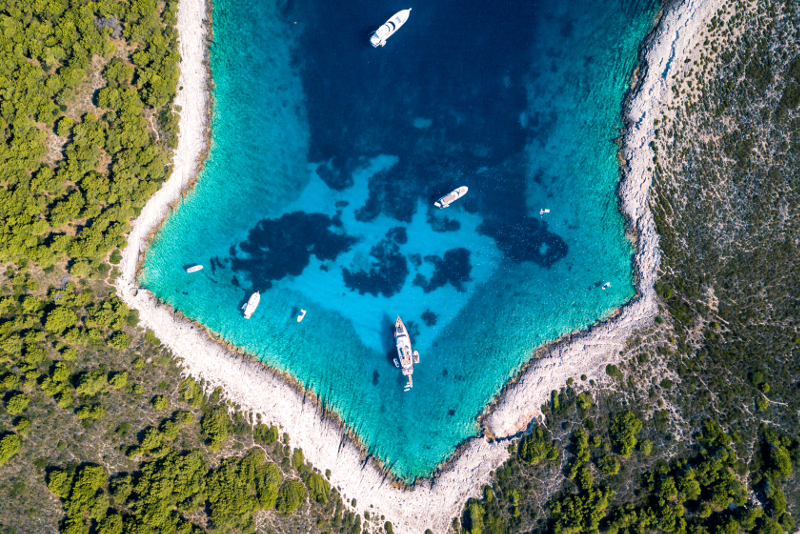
[117, 0, 723, 531]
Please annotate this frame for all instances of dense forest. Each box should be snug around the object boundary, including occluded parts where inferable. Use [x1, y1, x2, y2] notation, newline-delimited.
[0, 0, 383, 533]
[1, 0, 798, 533]
[454, 0, 800, 533]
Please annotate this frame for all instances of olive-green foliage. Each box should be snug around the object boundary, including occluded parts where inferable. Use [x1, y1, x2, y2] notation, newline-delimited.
[275, 479, 306, 515]
[518, 426, 559, 465]
[130, 451, 207, 532]
[47, 464, 109, 532]
[576, 392, 592, 411]
[180, 377, 203, 408]
[45, 307, 78, 334]
[253, 423, 279, 444]
[206, 449, 283, 532]
[303, 472, 330, 504]
[75, 369, 107, 396]
[609, 411, 642, 458]
[108, 371, 128, 389]
[291, 447, 305, 469]
[565, 428, 590, 479]
[5, 392, 31, 414]
[0, 432, 22, 465]
[549, 484, 614, 534]
[201, 406, 230, 451]
[0, 0, 179, 270]
[76, 403, 105, 420]
[463, 500, 484, 534]
[151, 395, 168, 410]
[597, 454, 620, 475]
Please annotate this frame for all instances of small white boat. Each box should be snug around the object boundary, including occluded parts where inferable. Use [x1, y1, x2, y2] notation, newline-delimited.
[297, 309, 306, 322]
[242, 292, 260, 319]
[434, 186, 468, 209]
[186, 265, 203, 273]
[370, 8, 411, 48]
[602, 282, 611, 290]
[539, 208, 550, 215]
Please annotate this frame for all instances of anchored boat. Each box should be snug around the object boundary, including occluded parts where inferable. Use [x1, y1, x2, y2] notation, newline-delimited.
[242, 292, 260, 319]
[186, 265, 203, 273]
[297, 309, 306, 322]
[370, 8, 411, 48]
[392, 316, 419, 391]
[434, 186, 468, 208]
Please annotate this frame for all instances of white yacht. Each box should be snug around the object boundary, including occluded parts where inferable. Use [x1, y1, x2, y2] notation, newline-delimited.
[434, 186, 468, 209]
[393, 316, 419, 391]
[370, 9, 411, 47]
[242, 292, 260, 319]
[186, 265, 203, 273]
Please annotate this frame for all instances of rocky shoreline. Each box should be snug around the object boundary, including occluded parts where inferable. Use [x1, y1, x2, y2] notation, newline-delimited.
[116, 0, 723, 531]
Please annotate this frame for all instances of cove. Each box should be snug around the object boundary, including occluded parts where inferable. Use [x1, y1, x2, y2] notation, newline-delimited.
[141, 0, 660, 481]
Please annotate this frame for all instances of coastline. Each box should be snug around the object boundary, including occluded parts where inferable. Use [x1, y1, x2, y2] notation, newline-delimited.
[116, 0, 723, 532]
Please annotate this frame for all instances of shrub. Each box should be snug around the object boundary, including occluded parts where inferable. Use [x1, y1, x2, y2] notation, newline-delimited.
[45, 307, 79, 335]
[597, 454, 620, 475]
[0, 433, 23, 465]
[107, 331, 131, 349]
[610, 411, 643, 458]
[291, 448, 305, 469]
[518, 427, 559, 464]
[201, 407, 230, 451]
[109, 372, 129, 389]
[144, 330, 161, 345]
[275, 480, 305, 514]
[304, 472, 330, 504]
[76, 370, 107, 396]
[6, 393, 31, 415]
[151, 395, 169, 410]
[76, 404, 105, 420]
[254, 424, 279, 444]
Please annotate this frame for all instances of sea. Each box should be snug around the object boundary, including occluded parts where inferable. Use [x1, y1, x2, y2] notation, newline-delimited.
[141, 0, 660, 481]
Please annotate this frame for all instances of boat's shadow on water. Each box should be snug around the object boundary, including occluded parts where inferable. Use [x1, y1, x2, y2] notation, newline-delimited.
[380, 312, 397, 368]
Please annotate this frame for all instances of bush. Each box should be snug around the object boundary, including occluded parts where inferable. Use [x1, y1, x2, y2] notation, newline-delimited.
[76, 370, 107, 396]
[610, 411, 642, 458]
[254, 424, 279, 444]
[45, 307, 79, 334]
[109, 372, 129, 389]
[518, 426, 559, 464]
[6, 393, 31, 415]
[76, 404, 105, 420]
[151, 395, 169, 410]
[597, 454, 620, 475]
[304, 472, 330, 504]
[201, 407, 230, 451]
[275, 480, 305, 514]
[107, 331, 131, 349]
[0, 433, 22, 465]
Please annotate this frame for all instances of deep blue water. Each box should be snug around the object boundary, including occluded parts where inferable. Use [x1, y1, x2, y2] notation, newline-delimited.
[141, 0, 659, 481]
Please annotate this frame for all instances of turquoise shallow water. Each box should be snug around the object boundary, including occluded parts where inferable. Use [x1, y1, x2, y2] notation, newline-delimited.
[141, 0, 659, 480]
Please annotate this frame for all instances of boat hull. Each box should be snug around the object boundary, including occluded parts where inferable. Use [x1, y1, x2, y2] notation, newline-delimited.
[434, 186, 468, 208]
[243, 292, 260, 319]
[370, 8, 411, 47]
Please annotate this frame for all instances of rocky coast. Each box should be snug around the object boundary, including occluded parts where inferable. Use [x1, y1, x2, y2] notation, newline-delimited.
[116, 0, 724, 531]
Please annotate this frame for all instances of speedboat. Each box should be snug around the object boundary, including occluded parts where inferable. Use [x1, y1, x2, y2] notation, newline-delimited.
[242, 292, 260, 319]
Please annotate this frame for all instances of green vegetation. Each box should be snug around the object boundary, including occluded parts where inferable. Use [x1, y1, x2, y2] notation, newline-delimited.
[458, 2, 800, 531]
[0, 0, 397, 532]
